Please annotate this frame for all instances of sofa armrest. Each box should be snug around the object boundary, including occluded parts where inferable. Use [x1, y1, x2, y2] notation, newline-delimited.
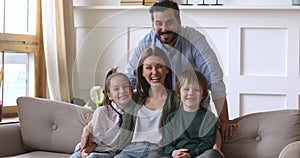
[0, 123, 27, 157]
[279, 141, 300, 158]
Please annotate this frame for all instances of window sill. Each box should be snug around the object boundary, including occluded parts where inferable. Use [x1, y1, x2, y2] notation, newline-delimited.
[0, 117, 19, 124]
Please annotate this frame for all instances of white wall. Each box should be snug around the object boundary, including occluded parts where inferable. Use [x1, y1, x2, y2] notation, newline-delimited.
[73, 0, 292, 6]
[71, 4, 300, 119]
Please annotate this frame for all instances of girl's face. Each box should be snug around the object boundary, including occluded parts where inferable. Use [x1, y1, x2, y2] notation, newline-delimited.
[142, 55, 169, 87]
[107, 75, 132, 108]
[180, 81, 204, 112]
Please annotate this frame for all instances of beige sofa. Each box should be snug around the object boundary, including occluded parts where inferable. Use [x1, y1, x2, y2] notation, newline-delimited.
[0, 96, 300, 158]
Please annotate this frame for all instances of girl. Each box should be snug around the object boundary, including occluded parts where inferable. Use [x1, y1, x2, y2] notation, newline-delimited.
[70, 68, 133, 158]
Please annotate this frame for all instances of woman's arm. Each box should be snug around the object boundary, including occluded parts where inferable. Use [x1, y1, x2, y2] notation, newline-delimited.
[81, 124, 93, 151]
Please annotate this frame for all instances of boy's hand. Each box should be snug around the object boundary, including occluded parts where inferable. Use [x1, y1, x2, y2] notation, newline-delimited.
[213, 148, 225, 158]
[172, 149, 190, 158]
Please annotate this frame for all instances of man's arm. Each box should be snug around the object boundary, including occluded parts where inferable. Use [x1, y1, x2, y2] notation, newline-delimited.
[125, 54, 138, 89]
[214, 98, 238, 142]
[186, 27, 237, 141]
[214, 98, 229, 124]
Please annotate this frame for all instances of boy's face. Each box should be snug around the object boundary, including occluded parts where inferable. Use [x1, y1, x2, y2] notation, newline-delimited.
[107, 75, 132, 109]
[179, 81, 204, 112]
[152, 8, 181, 46]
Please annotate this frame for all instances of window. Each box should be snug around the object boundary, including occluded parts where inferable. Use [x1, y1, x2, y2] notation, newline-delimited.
[0, 52, 35, 104]
[0, 0, 45, 119]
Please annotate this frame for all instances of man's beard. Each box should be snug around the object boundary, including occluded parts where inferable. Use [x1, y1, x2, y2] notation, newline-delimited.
[158, 30, 178, 45]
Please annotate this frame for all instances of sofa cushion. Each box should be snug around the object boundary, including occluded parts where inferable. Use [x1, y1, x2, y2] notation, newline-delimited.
[17, 97, 93, 154]
[0, 123, 26, 157]
[222, 110, 300, 158]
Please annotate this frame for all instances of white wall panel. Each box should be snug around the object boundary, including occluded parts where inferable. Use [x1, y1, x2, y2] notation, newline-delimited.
[128, 27, 151, 56]
[73, 0, 120, 6]
[299, 95, 300, 109]
[74, 27, 127, 99]
[298, 27, 300, 77]
[224, 0, 290, 6]
[240, 94, 287, 116]
[196, 27, 229, 75]
[241, 28, 288, 76]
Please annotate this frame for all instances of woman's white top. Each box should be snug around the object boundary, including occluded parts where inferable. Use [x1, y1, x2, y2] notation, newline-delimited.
[87, 102, 123, 152]
[131, 105, 163, 146]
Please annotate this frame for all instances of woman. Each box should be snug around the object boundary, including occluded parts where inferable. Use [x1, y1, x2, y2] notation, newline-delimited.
[115, 46, 180, 158]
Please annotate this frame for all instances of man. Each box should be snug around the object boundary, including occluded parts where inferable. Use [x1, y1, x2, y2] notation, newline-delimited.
[125, 0, 237, 141]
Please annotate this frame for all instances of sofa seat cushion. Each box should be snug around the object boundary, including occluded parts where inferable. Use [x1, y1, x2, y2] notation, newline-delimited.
[17, 97, 93, 154]
[4, 151, 71, 158]
[222, 110, 300, 158]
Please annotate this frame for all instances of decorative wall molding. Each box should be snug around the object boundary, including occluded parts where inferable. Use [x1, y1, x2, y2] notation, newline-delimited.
[73, 6, 300, 119]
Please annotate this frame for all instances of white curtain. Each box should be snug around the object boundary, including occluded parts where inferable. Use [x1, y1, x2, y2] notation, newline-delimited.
[41, 0, 70, 102]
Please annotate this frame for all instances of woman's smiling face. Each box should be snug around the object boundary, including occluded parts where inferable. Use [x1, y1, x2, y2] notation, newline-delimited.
[142, 55, 169, 87]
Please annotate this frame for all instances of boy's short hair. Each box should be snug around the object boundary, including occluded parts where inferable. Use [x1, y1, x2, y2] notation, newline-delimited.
[176, 69, 209, 99]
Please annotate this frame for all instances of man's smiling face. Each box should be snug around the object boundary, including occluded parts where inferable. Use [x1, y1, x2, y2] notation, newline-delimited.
[152, 8, 181, 46]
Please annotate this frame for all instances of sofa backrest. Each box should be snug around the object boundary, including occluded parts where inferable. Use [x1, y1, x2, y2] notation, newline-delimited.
[222, 109, 300, 158]
[17, 96, 93, 154]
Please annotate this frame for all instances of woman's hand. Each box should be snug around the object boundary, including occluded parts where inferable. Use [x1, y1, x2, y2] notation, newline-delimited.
[81, 143, 96, 158]
[81, 125, 93, 151]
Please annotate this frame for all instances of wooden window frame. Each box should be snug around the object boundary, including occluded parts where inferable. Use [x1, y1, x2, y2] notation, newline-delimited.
[0, 0, 46, 119]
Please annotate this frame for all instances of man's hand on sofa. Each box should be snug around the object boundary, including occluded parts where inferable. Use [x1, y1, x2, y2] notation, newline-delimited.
[218, 121, 238, 142]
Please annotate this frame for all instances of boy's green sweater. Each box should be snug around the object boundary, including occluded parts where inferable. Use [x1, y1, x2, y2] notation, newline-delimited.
[163, 108, 217, 158]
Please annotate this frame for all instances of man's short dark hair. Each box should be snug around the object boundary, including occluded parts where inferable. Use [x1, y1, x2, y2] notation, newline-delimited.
[149, 0, 180, 21]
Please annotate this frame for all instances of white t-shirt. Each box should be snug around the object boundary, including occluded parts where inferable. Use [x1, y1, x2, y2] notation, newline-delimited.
[131, 106, 163, 146]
